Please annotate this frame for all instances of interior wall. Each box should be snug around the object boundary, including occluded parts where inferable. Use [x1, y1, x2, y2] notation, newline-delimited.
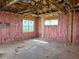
[37, 12, 79, 45]
[36, 17, 41, 37]
[43, 14, 68, 42]
[0, 11, 38, 44]
[0, 11, 79, 45]
[73, 12, 79, 45]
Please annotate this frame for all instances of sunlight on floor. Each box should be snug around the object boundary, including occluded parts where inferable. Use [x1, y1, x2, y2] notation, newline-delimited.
[32, 40, 48, 44]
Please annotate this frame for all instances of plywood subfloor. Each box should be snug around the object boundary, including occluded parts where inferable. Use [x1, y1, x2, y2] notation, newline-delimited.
[0, 38, 79, 59]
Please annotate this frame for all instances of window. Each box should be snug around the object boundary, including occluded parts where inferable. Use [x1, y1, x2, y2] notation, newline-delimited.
[29, 20, 34, 32]
[22, 20, 34, 33]
[45, 19, 58, 25]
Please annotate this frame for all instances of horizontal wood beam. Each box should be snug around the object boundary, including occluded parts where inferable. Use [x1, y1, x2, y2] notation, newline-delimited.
[18, 9, 31, 13]
[0, 0, 20, 10]
[6, 0, 19, 7]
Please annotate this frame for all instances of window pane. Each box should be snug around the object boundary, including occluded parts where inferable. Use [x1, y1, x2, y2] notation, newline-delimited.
[22, 20, 29, 32]
[28, 20, 34, 32]
[45, 19, 58, 25]
[29, 26, 33, 32]
[23, 26, 28, 32]
[51, 19, 58, 25]
[45, 20, 51, 25]
[23, 20, 28, 26]
[29, 20, 34, 26]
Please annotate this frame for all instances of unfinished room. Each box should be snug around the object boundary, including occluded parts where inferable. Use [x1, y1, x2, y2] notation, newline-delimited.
[0, 0, 79, 59]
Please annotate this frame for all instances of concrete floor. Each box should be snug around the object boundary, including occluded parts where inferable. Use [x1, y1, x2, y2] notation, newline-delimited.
[0, 38, 79, 59]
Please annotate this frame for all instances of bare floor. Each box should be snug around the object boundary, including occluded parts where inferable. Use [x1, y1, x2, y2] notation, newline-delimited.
[0, 38, 79, 59]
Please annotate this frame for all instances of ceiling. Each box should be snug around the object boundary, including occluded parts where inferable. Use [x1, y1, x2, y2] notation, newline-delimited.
[0, 0, 78, 15]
